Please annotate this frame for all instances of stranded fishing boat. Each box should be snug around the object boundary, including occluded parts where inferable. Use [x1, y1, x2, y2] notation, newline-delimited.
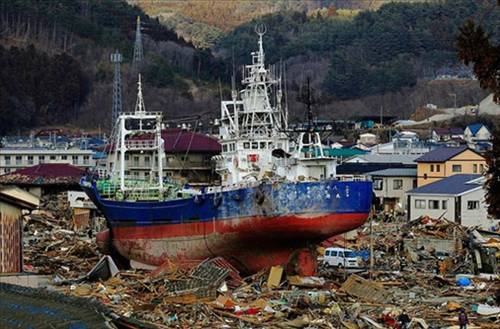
[81, 28, 372, 272]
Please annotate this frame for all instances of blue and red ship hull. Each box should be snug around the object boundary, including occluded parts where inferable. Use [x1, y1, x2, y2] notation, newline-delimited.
[82, 179, 372, 272]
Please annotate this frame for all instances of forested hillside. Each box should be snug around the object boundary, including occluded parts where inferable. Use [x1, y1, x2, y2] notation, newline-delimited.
[1, 0, 498, 134]
[134, 0, 432, 48]
[219, 0, 499, 100]
[0, 0, 226, 134]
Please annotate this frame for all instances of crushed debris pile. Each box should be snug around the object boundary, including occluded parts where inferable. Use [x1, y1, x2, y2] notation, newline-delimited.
[22, 195, 99, 277]
[21, 204, 500, 328]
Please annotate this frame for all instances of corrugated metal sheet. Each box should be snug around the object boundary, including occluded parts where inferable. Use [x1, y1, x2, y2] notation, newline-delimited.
[0, 203, 22, 273]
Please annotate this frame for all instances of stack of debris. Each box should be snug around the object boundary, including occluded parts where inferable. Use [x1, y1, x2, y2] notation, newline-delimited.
[18, 204, 500, 328]
[22, 201, 98, 277]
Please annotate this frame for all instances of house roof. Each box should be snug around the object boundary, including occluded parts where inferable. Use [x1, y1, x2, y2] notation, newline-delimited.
[467, 123, 486, 136]
[415, 145, 470, 163]
[105, 129, 221, 154]
[367, 168, 417, 177]
[162, 129, 220, 153]
[0, 186, 40, 208]
[324, 148, 367, 158]
[433, 127, 464, 135]
[0, 163, 86, 186]
[407, 174, 483, 195]
[347, 154, 419, 165]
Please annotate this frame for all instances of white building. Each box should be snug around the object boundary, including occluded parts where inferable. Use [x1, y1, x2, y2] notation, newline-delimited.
[406, 174, 497, 229]
[372, 131, 434, 155]
[464, 123, 491, 143]
[368, 168, 417, 213]
[0, 148, 95, 174]
[357, 133, 377, 149]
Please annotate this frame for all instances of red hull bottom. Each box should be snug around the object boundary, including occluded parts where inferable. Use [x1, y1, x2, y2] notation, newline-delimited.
[106, 212, 368, 273]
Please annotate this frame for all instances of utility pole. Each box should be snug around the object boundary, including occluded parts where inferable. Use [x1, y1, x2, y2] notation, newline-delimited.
[132, 16, 144, 70]
[110, 50, 123, 128]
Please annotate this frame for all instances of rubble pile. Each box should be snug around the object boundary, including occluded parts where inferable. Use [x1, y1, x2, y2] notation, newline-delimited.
[22, 196, 98, 277]
[21, 206, 499, 328]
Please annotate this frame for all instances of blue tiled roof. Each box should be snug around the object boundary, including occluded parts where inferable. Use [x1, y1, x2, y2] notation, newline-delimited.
[407, 174, 483, 195]
[467, 123, 485, 136]
[416, 145, 469, 163]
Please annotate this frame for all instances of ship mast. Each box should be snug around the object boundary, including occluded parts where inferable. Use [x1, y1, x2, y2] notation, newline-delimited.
[114, 74, 164, 192]
[217, 25, 289, 186]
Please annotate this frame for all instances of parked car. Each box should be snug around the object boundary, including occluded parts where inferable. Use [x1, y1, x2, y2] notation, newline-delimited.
[323, 247, 364, 268]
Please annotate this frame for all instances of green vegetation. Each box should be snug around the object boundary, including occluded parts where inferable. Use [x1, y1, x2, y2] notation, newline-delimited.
[219, 0, 499, 100]
[0, 45, 88, 134]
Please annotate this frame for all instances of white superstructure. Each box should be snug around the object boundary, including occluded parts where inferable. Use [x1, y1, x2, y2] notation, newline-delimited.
[216, 27, 337, 185]
[216, 26, 289, 186]
[110, 75, 165, 192]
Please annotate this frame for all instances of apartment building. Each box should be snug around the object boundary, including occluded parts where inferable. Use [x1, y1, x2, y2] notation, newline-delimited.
[0, 148, 96, 174]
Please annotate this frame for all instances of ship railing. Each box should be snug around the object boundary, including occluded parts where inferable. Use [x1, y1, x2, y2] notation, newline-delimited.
[96, 179, 176, 200]
[125, 139, 157, 150]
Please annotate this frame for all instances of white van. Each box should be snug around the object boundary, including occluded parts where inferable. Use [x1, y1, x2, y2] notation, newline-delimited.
[323, 247, 363, 268]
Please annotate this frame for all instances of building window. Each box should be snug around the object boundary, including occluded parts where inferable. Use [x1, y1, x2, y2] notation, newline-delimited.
[27, 155, 34, 165]
[144, 156, 150, 166]
[61, 155, 67, 160]
[50, 155, 56, 160]
[430, 164, 434, 172]
[222, 144, 228, 152]
[16, 156, 22, 165]
[415, 199, 426, 209]
[373, 178, 383, 190]
[83, 155, 89, 165]
[125, 154, 130, 161]
[203, 156, 211, 166]
[393, 179, 403, 190]
[251, 142, 258, 149]
[72, 155, 79, 164]
[39, 156, 45, 164]
[467, 201, 479, 210]
[473, 164, 478, 173]
[452, 164, 462, 172]
[442, 200, 447, 209]
[428, 200, 439, 209]
[124, 170, 130, 176]
[133, 156, 139, 166]
[480, 164, 484, 173]
[5, 168, 10, 173]
[260, 142, 266, 149]
[5, 156, 10, 165]
[243, 142, 250, 149]
[436, 164, 440, 172]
